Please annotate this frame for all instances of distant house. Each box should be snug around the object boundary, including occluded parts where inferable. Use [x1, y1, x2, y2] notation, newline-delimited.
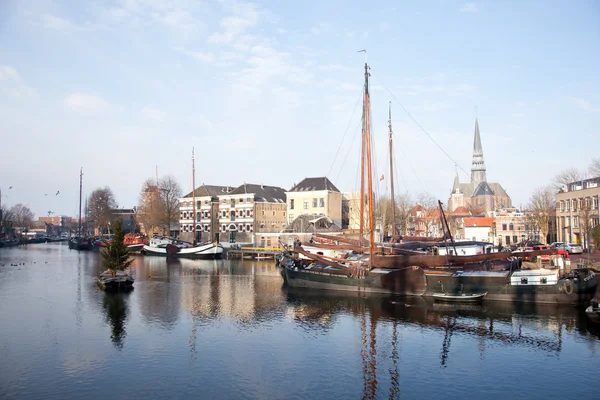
[179, 184, 233, 243]
[463, 217, 494, 243]
[286, 177, 342, 229]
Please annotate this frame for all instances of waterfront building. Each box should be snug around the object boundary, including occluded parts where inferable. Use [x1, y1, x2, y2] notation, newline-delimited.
[491, 207, 527, 246]
[407, 204, 441, 237]
[448, 119, 512, 214]
[217, 183, 287, 245]
[286, 177, 343, 229]
[463, 217, 494, 242]
[179, 185, 233, 243]
[556, 177, 600, 248]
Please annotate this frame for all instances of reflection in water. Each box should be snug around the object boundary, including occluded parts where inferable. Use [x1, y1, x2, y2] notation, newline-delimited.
[102, 291, 131, 350]
[1, 246, 600, 400]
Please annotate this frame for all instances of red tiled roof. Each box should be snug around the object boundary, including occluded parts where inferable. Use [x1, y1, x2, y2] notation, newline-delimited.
[463, 217, 494, 227]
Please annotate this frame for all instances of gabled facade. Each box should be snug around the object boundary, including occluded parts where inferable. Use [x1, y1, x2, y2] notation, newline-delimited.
[463, 217, 494, 242]
[407, 204, 441, 237]
[217, 183, 287, 244]
[286, 177, 342, 228]
[179, 185, 233, 243]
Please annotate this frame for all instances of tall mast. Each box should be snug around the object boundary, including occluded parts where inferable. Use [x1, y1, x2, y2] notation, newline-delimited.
[364, 60, 375, 255]
[388, 102, 396, 236]
[359, 94, 366, 243]
[192, 147, 197, 246]
[78, 168, 83, 237]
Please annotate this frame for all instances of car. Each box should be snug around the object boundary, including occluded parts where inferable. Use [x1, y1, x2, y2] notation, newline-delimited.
[556, 243, 583, 254]
[549, 242, 565, 248]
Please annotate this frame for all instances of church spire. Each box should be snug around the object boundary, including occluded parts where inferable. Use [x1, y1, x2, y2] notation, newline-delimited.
[470, 118, 487, 186]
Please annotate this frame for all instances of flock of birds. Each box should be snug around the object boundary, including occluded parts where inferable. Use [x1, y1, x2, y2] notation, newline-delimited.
[2, 185, 61, 216]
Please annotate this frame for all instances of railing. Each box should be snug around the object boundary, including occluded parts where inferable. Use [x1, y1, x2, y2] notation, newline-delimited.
[240, 247, 282, 251]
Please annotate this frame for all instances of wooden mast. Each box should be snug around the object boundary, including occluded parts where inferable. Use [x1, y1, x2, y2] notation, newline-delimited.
[192, 147, 197, 246]
[78, 168, 83, 237]
[359, 74, 366, 246]
[364, 60, 375, 255]
[388, 102, 396, 236]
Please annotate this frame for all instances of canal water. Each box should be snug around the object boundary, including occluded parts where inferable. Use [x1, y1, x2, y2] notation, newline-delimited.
[1, 243, 599, 400]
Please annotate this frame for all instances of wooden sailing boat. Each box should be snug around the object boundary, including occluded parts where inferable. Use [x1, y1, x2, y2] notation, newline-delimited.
[142, 148, 224, 259]
[68, 168, 93, 251]
[282, 58, 427, 295]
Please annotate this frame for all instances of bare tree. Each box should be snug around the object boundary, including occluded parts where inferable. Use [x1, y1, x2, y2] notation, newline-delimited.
[159, 175, 182, 236]
[416, 192, 439, 237]
[525, 186, 555, 244]
[578, 197, 595, 253]
[137, 178, 164, 235]
[552, 168, 583, 190]
[1, 205, 14, 233]
[396, 192, 413, 236]
[9, 204, 35, 228]
[88, 187, 117, 235]
[590, 157, 600, 178]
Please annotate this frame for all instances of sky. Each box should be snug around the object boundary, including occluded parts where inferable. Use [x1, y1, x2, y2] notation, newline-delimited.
[0, 0, 599, 218]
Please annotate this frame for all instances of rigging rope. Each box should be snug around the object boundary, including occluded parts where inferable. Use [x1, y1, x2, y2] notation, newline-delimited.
[327, 89, 364, 178]
[374, 75, 473, 182]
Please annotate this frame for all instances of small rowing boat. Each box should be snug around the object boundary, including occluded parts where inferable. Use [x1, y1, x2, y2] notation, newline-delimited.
[432, 292, 487, 303]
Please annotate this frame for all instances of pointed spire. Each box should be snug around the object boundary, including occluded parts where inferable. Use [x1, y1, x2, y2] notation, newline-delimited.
[452, 169, 461, 194]
[470, 118, 487, 186]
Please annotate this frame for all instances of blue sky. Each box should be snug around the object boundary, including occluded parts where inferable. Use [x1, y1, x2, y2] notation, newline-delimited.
[0, 0, 599, 217]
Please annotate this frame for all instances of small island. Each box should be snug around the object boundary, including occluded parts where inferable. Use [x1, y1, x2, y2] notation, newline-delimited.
[97, 219, 135, 291]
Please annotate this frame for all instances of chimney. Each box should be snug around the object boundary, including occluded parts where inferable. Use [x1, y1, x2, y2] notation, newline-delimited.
[261, 184, 264, 189]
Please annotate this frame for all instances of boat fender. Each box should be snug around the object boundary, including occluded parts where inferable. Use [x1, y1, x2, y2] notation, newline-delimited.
[563, 279, 573, 295]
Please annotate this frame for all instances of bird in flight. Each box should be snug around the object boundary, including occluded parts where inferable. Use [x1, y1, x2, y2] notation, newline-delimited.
[8, 186, 12, 189]
[44, 193, 48, 196]
[55, 191, 60, 195]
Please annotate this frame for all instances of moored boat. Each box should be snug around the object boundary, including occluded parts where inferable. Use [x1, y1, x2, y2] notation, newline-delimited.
[68, 236, 93, 251]
[432, 292, 487, 302]
[142, 235, 223, 259]
[586, 299, 600, 323]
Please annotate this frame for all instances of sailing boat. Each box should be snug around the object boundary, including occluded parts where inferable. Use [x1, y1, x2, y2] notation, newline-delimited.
[142, 148, 224, 259]
[280, 60, 598, 304]
[68, 168, 93, 251]
[281, 59, 427, 295]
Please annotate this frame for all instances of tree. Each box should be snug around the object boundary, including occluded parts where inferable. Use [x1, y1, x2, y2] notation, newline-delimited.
[593, 225, 600, 251]
[396, 192, 413, 236]
[158, 175, 182, 236]
[590, 157, 600, 178]
[552, 168, 583, 190]
[102, 219, 133, 276]
[137, 178, 164, 235]
[525, 186, 555, 244]
[416, 192, 439, 237]
[0, 205, 14, 234]
[10, 204, 35, 228]
[578, 197, 595, 252]
[88, 187, 117, 234]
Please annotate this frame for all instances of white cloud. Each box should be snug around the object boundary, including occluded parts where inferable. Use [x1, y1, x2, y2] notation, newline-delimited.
[141, 107, 166, 122]
[0, 66, 20, 81]
[176, 47, 216, 63]
[310, 27, 320, 35]
[208, 1, 260, 45]
[64, 93, 110, 113]
[460, 3, 479, 13]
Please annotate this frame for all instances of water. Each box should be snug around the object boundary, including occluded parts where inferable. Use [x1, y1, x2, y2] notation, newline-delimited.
[1, 244, 599, 400]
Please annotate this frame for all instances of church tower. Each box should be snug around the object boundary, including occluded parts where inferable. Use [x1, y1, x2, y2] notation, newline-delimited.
[470, 118, 487, 187]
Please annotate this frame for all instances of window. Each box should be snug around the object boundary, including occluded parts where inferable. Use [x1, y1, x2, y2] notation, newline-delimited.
[239, 224, 243, 231]
[560, 201, 564, 212]
[319, 198, 324, 207]
[239, 198, 243, 203]
[505, 235, 510, 244]
[222, 225, 226, 232]
[594, 196, 599, 210]
[222, 211, 226, 217]
[509, 223, 514, 231]
[284, 211, 286, 217]
[513, 236, 518, 243]
[289, 214, 294, 220]
[303, 201, 309, 210]
[205, 200, 208, 205]
[247, 198, 251, 202]
[502, 223, 507, 231]
[246, 209, 251, 217]
[246, 224, 250, 231]
[273, 211, 276, 216]
[574, 216, 579, 228]
[262, 210, 265, 216]
[312, 198, 317, 208]
[290, 199, 295, 209]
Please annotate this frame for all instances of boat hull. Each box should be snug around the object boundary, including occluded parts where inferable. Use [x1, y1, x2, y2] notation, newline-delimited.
[432, 292, 486, 302]
[586, 306, 600, 323]
[142, 242, 224, 259]
[96, 273, 134, 291]
[424, 269, 598, 305]
[283, 266, 427, 296]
